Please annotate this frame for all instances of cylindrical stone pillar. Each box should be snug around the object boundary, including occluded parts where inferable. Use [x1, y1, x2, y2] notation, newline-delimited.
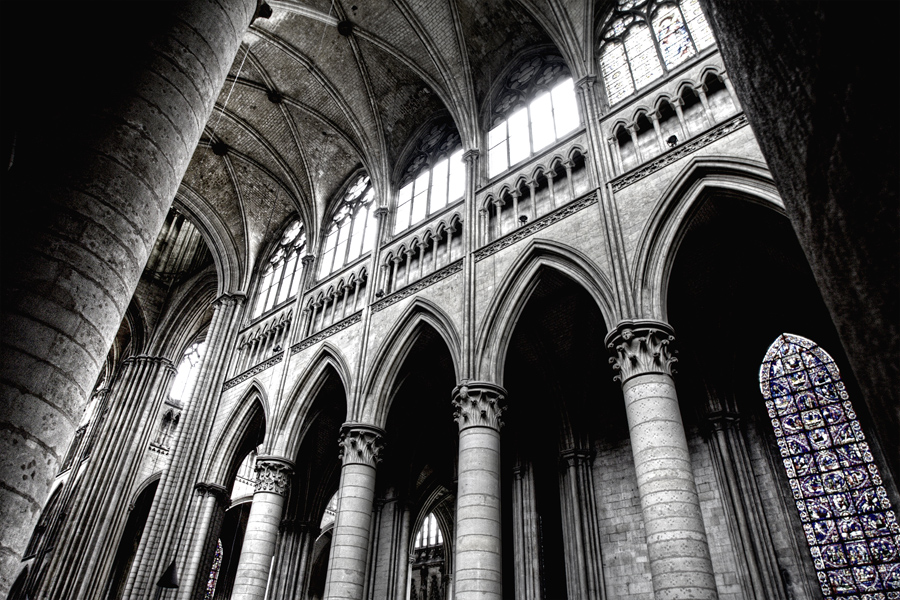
[324, 424, 384, 600]
[232, 456, 294, 600]
[606, 321, 717, 600]
[452, 381, 506, 600]
[0, 0, 258, 592]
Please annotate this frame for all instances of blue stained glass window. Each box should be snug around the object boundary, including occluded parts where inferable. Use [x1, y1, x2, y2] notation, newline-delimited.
[204, 539, 223, 600]
[760, 333, 900, 598]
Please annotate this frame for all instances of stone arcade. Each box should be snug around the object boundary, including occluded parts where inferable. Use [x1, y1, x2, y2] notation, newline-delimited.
[1, 1, 897, 599]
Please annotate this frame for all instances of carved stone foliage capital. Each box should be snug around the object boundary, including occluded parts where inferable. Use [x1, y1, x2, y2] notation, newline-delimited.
[254, 456, 294, 496]
[452, 381, 507, 431]
[606, 321, 677, 383]
[338, 424, 385, 467]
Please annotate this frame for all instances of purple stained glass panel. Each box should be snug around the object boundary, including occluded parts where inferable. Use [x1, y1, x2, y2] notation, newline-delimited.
[761, 334, 900, 599]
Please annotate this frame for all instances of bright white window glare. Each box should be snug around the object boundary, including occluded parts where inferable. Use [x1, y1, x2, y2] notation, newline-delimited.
[529, 92, 555, 152]
[430, 159, 449, 211]
[170, 342, 206, 401]
[508, 107, 530, 166]
[488, 122, 508, 177]
[414, 513, 443, 549]
[448, 150, 465, 201]
[411, 171, 430, 225]
[551, 78, 580, 136]
[394, 183, 413, 234]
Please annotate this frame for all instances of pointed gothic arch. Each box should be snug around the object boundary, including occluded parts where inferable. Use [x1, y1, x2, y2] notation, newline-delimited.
[273, 343, 352, 461]
[631, 156, 783, 321]
[358, 298, 461, 427]
[475, 238, 616, 383]
[203, 382, 268, 488]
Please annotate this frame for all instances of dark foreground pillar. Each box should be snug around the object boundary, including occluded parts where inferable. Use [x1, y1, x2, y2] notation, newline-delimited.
[0, 0, 258, 592]
[697, 0, 899, 481]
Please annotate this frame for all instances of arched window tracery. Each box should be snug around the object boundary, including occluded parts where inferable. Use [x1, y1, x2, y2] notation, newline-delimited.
[760, 333, 900, 597]
[319, 174, 376, 278]
[488, 55, 581, 178]
[395, 123, 465, 235]
[251, 218, 307, 319]
[599, 0, 715, 105]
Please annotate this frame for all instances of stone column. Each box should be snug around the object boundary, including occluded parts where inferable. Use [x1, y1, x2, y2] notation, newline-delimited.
[511, 462, 540, 600]
[324, 424, 384, 600]
[452, 382, 506, 600]
[606, 322, 717, 600]
[559, 449, 606, 600]
[183, 483, 230, 600]
[0, 1, 258, 591]
[232, 456, 294, 600]
[32, 355, 177, 599]
[706, 411, 786, 600]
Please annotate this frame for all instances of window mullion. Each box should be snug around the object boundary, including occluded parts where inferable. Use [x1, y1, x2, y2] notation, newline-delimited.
[646, 12, 670, 76]
[676, 2, 699, 55]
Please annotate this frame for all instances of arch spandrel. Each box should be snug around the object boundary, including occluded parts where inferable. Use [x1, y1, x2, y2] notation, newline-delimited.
[475, 238, 617, 384]
[357, 298, 461, 429]
[631, 156, 783, 322]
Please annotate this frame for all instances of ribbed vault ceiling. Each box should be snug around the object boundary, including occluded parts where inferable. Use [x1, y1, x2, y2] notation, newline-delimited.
[180, 0, 603, 291]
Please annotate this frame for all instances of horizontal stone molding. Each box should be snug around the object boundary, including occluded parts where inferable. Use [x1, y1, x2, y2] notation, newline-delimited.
[474, 192, 599, 261]
[611, 112, 748, 192]
[372, 260, 463, 312]
[291, 311, 362, 353]
[223, 352, 284, 390]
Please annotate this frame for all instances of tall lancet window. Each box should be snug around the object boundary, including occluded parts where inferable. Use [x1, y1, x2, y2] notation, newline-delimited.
[252, 218, 307, 319]
[319, 174, 377, 278]
[760, 333, 900, 597]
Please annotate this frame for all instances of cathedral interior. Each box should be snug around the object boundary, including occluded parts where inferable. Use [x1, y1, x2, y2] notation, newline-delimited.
[1, 1, 897, 599]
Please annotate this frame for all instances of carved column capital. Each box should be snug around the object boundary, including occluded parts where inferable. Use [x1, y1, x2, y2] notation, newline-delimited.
[452, 381, 507, 431]
[575, 74, 597, 92]
[606, 320, 678, 383]
[254, 455, 294, 496]
[374, 206, 390, 219]
[338, 423, 385, 467]
[706, 410, 741, 432]
[301, 253, 316, 266]
[559, 448, 592, 469]
[195, 482, 231, 507]
[215, 292, 247, 307]
[462, 148, 480, 164]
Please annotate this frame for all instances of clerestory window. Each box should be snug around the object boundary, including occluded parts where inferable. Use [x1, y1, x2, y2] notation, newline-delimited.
[319, 174, 377, 278]
[395, 123, 465, 235]
[487, 56, 581, 178]
[252, 219, 307, 319]
[759, 333, 900, 597]
[170, 341, 205, 402]
[598, 0, 715, 105]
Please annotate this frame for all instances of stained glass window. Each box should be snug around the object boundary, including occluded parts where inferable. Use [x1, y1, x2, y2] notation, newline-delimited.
[598, 0, 716, 105]
[760, 333, 900, 598]
[204, 539, 223, 600]
[319, 174, 376, 278]
[252, 218, 307, 319]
